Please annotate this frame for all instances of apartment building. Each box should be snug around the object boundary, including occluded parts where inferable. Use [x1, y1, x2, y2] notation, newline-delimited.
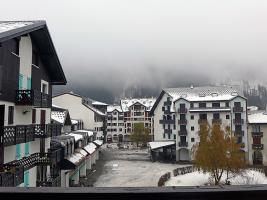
[52, 92, 106, 140]
[248, 110, 267, 166]
[106, 105, 124, 142]
[0, 21, 66, 187]
[150, 86, 248, 162]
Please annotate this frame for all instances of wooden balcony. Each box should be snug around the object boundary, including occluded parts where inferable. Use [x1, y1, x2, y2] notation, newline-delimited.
[163, 101, 172, 106]
[159, 119, 175, 124]
[164, 110, 172, 114]
[36, 175, 61, 187]
[1, 125, 35, 147]
[252, 144, 264, 150]
[233, 119, 244, 125]
[178, 119, 187, 125]
[233, 106, 243, 113]
[15, 89, 51, 108]
[34, 124, 62, 138]
[252, 132, 263, 137]
[178, 108, 188, 114]
[4, 153, 51, 171]
[0, 166, 24, 187]
[178, 130, 187, 136]
[178, 142, 188, 147]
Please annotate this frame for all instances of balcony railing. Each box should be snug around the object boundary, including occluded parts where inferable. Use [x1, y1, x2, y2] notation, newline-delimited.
[164, 129, 172, 134]
[252, 144, 264, 150]
[0, 166, 24, 187]
[164, 110, 172, 114]
[163, 101, 172, 106]
[178, 108, 187, 113]
[178, 142, 188, 147]
[252, 132, 263, 137]
[36, 175, 61, 187]
[233, 106, 243, 113]
[4, 153, 51, 171]
[233, 119, 244, 125]
[159, 119, 175, 124]
[34, 124, 62, 138]
[15, 90, 52, 108]
[1, 125, 35, 147]
[178, 130, 187, 136]
[212, 119, 222, 124]
[178, 119, 187, 125]
[198, 119, 208, 124]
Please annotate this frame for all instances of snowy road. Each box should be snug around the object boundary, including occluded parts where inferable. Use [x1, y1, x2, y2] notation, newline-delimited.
[92, 144, 187, 187]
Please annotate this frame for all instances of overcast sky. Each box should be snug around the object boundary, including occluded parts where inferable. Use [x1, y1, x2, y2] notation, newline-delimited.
[1, 0, 267, 102]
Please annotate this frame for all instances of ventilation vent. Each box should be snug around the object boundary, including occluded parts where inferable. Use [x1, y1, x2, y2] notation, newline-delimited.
[231, 92, 238, 96]
[199, 93, 206, 97]
[211, 93, 218, 97]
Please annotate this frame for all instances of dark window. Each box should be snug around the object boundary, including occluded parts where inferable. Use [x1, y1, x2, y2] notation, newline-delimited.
[199, 102, 206, 108]
[8, 106, 14, 124]
[253, 137, 261, 144]
[234, 102, 241, 107]
[199, 113, 207, 120]
[226, 115, 230, 119]
[226, 102, 229, 107]
[167, 97, 170, 102]
[167, 106, 170, 111]
[237, 137, 242, 144]
[212, 102, 220, 108]
[190, 103, 194, 108]
[32, 109, 36, 123]
[174, 134, 176, 140]
[191, 138, 195, 142]
[213, 113, 220, 119]
[180, 125, 186, 131]
[180, 103, 185, 108]
[168, 124, 170, 129]
[191, 126, 194, 131]
[162, 107, 165, 111]
[180, 114, 186, 120]
[180, 136, 186, 143]
[191, 115, 194, 120]
[163, 133, 165, 139]
[173, 124, 176, 130]
[168, 134, 171, 139]
[163, 124, 165, 129]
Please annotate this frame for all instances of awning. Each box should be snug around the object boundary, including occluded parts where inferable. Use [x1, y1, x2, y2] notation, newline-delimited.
[66, 152, 86, 166]
[148, 141, 175, 150]
[93, 140, 103, 147]
[68, 133, 84, 142]
[75, 148, 89, 157]
[83, 143, 97, 155]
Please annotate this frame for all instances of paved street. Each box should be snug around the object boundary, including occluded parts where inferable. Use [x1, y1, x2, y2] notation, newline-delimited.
[82, 143, 186, 187]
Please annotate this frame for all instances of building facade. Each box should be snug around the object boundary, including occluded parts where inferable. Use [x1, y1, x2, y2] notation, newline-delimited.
[248, 111, 267, 166]
[0, 21, 66, 187]
[106, 98, 156, 143]
[150, 86, 248, 162]
[52, 92, 106, 140]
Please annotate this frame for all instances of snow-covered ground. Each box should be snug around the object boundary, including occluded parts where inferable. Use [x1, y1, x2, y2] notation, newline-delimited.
[93, 143, 189, 187]
[165, 170, 267, 186]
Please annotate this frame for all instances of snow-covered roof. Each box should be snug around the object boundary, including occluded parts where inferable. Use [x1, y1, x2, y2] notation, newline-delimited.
[71, 119, 78, 125]
[164, 86, 244, 102]
[248, 111, 267, 124]
[248, 106, 259, 111]
[75, 148, 88, 157]
[148, 141, 175, 150]
[52, 104, 65, 109]
[74, 129, 94, 137]
[51, 111, 66, 124]
[68, 133, 84, 142]
[120, 98, 156, 112]
[83, 143, 97, 154]
[107, 105, 123, 113]
[66, 152, 85, 165]
[0, 21, 34, 33]
[93, 140, 103, 146]
[92, 100, 108, 106]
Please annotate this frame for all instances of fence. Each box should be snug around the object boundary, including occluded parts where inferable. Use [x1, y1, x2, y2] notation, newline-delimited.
[158, 172, 171, 187]
[173, 166, 197, 177]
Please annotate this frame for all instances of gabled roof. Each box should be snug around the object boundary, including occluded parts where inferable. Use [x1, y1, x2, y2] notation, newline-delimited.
[0, 21, 66, 85]
[53, 92, 106, 116]
[120, 98, 156, 112]
[107, 105, 123, 113]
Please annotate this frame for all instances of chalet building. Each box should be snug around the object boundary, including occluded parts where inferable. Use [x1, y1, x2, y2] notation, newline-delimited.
[0, 21, 66, 187]
[248, 110, 267, 166]
[106, 98, 156, 143]
[52, 92, 107, 140]
[150, 86, 248, 162]
[51, 105, 72, 133]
